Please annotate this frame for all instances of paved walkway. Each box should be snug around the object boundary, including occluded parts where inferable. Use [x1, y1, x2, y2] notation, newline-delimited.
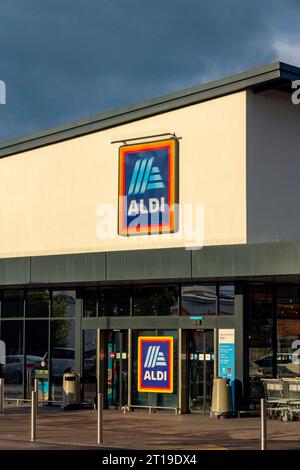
[0, 406, 300, 450]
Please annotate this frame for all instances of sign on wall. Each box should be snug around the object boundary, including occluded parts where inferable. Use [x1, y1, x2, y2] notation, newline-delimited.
[118, 139, 178, 236]
[138, 336, 173, 393]
[218, 329, 235, 382]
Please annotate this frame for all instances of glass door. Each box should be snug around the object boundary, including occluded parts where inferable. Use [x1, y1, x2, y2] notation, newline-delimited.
[188, 330, 214, 413]
[107, 330, 128, 408]
[83, 329, 128, 408]
[83, 329, 97, 403]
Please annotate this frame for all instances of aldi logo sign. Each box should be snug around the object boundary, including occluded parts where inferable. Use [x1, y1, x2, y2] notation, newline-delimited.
[138, 336, 173, 393]
[118, 139, 178, 235]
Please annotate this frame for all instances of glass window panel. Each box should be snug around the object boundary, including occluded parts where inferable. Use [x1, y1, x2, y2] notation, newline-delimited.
[277, 285, 300, 377]
[26, 290, 50, 318]
[188, 330, 214, 412]
[248, 286, 274, 401]
[83, 288, 98, 318]
[0, 321, 23, 398]
[99, 287, 130, 316]
[106, 330, 128, 407]
[83, 330, 97, 402]
[52, 290, 76, 318]
[181, 285, 217, 316]
[1, 290, 24, 318]
[25, 320, 49, 399]
[133, 286, 178, 316]
[219, 284, 235, 315]
[50, 319, 75, 401]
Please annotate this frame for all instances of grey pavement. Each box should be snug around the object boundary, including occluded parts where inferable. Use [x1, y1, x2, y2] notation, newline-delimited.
[0, 405, 300, 450]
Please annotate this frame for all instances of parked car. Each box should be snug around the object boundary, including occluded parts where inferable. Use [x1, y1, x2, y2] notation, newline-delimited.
[3, 355, 42, 384]
[33, 347, 95, 383]
[250, 353, 300, 377]
[50, 347, 75, 381]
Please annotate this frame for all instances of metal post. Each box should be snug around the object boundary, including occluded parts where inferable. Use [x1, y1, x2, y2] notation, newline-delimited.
[203, 332, 207, 414]
[26, 371, 31, 399]
[260, 398, 267, 450]
[96, 329, 100, 397]
[127, 329, 132, 409]
[213, 328, 218, 378]
[178, 328, 182, 414]
[30, 390, 37, 442]
[97, 392, 103, 444]
[0, 378, 4, 413]
[34, 378, 39, 415]
[119, 332, 123, 409]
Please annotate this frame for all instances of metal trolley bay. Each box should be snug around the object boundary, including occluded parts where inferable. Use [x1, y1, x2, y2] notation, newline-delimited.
[262, 378, 300, 421]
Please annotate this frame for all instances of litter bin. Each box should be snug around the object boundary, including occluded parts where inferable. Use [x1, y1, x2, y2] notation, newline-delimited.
[62, 371, 81, 410]
[210, 377, 233, 418]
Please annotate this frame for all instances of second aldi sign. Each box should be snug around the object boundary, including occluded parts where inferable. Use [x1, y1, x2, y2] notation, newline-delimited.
[138, 336, 173, 393]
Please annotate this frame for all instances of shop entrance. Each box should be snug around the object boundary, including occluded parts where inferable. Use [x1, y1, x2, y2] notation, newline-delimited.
[107, 330, 128, 409]
[188, 330, 214, 413]
[83, 329, 128, 408]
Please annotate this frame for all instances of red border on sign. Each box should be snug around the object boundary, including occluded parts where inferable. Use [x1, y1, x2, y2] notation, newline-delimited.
[137, 336, 173, 393]
[118, 139, 177, 236]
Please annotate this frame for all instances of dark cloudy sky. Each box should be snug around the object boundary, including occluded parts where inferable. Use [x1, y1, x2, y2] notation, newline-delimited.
[0, 0, 299, 142]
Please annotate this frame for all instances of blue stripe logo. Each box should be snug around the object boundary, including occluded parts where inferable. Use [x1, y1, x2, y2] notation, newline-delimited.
[143, 345, 167, 368]
[128, 157, 165, 196]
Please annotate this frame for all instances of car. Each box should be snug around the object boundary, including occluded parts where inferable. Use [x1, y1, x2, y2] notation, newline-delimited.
[33, 347, 95, 383]
[250, 353, 300, 378]
[3, 355, 42, 384]
[50, 347, 75, 381]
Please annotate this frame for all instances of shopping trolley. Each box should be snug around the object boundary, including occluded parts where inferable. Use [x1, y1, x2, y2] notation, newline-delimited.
[261, 378, 289, 420]
[282, 378, 300, 421]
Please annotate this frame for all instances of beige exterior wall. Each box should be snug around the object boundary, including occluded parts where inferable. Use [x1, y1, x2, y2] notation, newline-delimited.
[247, 89, 300, 243]
[0, 91, 247, 258]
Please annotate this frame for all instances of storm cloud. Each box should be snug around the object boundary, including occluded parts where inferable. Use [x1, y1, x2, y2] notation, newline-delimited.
[0, 0, 299, 141]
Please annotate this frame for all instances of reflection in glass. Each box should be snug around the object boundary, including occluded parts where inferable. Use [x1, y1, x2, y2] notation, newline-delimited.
[107, 330, 128, 407]
[83, 330, 96, 403]
[50, 320, 75, 401]
[100, 287, 130, 316]
[181, 285, 217, 316]
[219, 284, 235, 315]
[52, 290, 76, 318]
[1, 321, 23, 398]
[83, 288, 98, 317]
[1, 290, 24, 318]
[189, 330, 214, 412]
[248, 287, 274, 401]
[25, 320, 49, 398]
[277, 286, 300, 377]
[26, 290, 50, 317]
[133, 286, 178, 316]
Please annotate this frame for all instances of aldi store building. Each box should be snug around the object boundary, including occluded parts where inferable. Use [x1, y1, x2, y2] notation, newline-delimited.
[1, 62, 300, 413]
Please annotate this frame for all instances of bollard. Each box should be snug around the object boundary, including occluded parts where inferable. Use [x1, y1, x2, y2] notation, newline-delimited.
[0, 378, 4, 413]
[97, 392, 103, 444]
[260, 398, 267, 450]
[34, 378, 39, 416]
[30, 390, 37, 442]
[26, 371, 31, 399]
